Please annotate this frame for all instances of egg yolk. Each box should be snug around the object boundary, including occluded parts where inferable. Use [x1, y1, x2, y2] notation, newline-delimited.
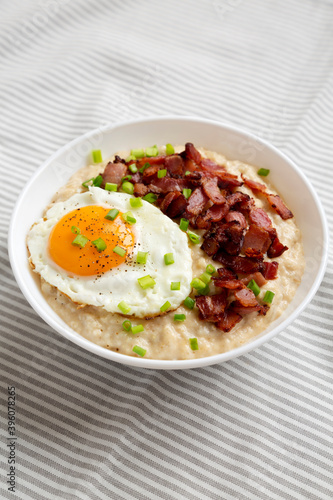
[48, 205, 135, 276]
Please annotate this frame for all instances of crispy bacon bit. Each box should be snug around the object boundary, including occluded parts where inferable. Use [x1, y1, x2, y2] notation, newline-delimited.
[195, 292, 227, 321]
[136, 156, 166, 167]
[134, 183, 148, 197]
[225, 211, 247, 229]
[165, 155, 184, 176]
[213, 171, 243, 189]
[160, 191, 179, 213]
[102, 162, 127, 186]
[242, 224, 272, 258]
[184, 158, 198, 172]
[234, 288, 258, 307]
[202, 177, 227, 205]
[262, 261, 279, 280]
[213, 278, 243, 290]
[201, 237, 220, 256]
[114, 155, 125, 163]
[149, 177, 189, 194]
[227, 191, 254, 212]
[214, 252, 264, 274]
[165, 192, 187, 218]
[267, 236, 288, 258]
[215, 309, 242, 332]
[186, 187, 209, 216]
[201, 158, 226, 172]
[185, 142, 201, 163]
[230, 301, 263, 315]
[214, 221, 245, 256]
[131, 172, 141, 183]
[241, 272, 267, 287]
[196, 203, 230, 229]
[266, 194, 294, 220]
[242, 176, 267, 193]
[142, 165, 159, 183]
[249, 207, 272, 231]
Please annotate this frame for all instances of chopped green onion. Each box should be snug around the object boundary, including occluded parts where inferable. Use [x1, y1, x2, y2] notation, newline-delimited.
[171, 282, 180, 291]
[174, 313, 186, 322]
[72, 234, 89, 248]
[136, 251, 148, 264]
[247, 279, 260, 296]
[206, 264, 216, 275]
[179, 218, 189, 232]
[126, 154, 137, 163]
[187, 231, 201, 245]
[139, 162, 151, 173]
[122, 181, 134, 195]
[263, 290, 275, 304]
[118, 301, 131, 314]
[105, 208, 119, 221]
[200, 272, 212, 285]
[197, 284, 210, 296]
[133, 345, 146, 356]
[183, 188, 192, 199]
[146, 145, 159, 157]
[132, 325, 144, 335]
[185, 170, 191, 176]
[130, 197, 143, 208]
[191, 278, 206, 290]
[258, 168, 270, 176]
[160, 301, 171, 312]
[165, 143, 174, 155]
[142, 193, 158, 203]
[122, 320, 132, 332]
[164, 253, 174, 266]
[184, 296, 195, 309]
[93, 175, 103, 187]
[138, 275, 156, 289]
[105, 182, 117, 192]
[128, 163, 138, 173]
[122, 175, 132, 182]
[71, 226, 80, 234]
[158, 169, 167, 178]
[82, 177, 94, 188]
[189, 338, 199, 350]
[113, 245, 126, 257]
[92, 150, 103, 163]
[122, 211, 136, 224]
[131, 148, 145, 159]
[92, 237, 107, 252]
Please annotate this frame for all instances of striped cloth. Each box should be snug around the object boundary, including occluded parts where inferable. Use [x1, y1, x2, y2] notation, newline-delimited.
[1, 0, 333, 498]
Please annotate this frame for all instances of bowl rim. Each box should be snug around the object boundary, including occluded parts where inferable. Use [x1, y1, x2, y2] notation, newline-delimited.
[8, 115, 329, 370]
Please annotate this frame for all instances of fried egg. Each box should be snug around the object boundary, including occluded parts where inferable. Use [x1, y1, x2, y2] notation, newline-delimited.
[27, 187, 193, 317]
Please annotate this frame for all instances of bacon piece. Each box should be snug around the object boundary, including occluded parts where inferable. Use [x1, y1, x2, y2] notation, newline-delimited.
[184, 158, 198, 172]
[214, 221, 245, 256]
[202, 178, 227, 205]
[217, 267, 238, 279]
[148, 177, 189, 194]
[249, 207, 272, 231]
[186, 187, 209, 216]
[136, 156, 166, 167]
[185, 142, 201, 163]
[215, 309, 242, 332]
[195, 292, 227, 322]
[240, 272, 267, 287]
[214, 278, 243, 290]
[165, 155, 184, 176]
[267, 236, 288, 258]
[234, 288, 258, 307]
[262, 261, 279, 280]
[242, 176, 267, 193]
[102, 162, 127, 186]
[230, 301, 262, 315]
[213, 171, 243, 189]
[142, 165, 159, 183]
[201, 158, 226, 172]
[266, 194, 293, 220]
[196, 203, 230, 229]
[134, 183, 148, 197]
[214, 251, 264, 275]
[160, 191, 178, 213]
[227, 192, 254, 212]
[242, 224, 272, 258]
[165, 193, 187, 218]
[201, 237, 220, 257]
[114, 155, 126, 163]
[131, 172, 141, 183]
[225, 211, 247, 229]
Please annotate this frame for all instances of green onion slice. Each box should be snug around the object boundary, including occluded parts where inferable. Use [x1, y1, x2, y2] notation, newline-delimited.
[158, 169, 167, 178]
[129, 163, 138, 174]
[122, 181, 134, 195]
[263, 290, 275, 304]
[257, 168, 270, 176]
[174, 313, 186, 322]
[93, 175, 103, 187]
[165, 143, 175, 155]
[72, 234, 89, 248]
[126, 154, 137, 163]
[189, 338, 199, 350]
[122, 211, 136, 224]
[170, 282, 180, 291]
[130, 197, 143, 208]
[142, 193, 158, 203]
[179, 218, 189, 231]
[132, 345, 146, 356]
[184, 296, 195, 309]
[185, 170, 191, 176]
[191, 278, 206, 290]
[247, 279, 260, 296]
[122, 320, 132, 332]
[92, 150, 103, 163]
[131, 148, 145, 159]
[118, 301, 131, 314]
[206, 264, 216, 275]
[198, 284, 210, 296]
[160, 301, 171, 312]
[187, 231, 200, 245]
[131, 324, 144, 334]
[105, 182, 117, 192]
[71, 226, 80, 234]
[164, 253, 174, 265]
[200, 272, 212, 285]
[105, 208, 119, 221]
[182, 188, 192, 199]
[113, 245, 126, 257]
[138, 275, 156, 289]
[82, 177, 95, 188]
[136, 251, 148, 264]
[92, 237, 107, 252]
[139, 162, 151, 174]
[146, 145, 159, 157]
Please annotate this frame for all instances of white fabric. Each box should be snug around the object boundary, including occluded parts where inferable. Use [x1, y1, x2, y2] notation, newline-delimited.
[1, 1, 333, 499]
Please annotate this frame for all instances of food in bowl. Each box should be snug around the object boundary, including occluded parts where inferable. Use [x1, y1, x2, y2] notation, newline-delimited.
[27, 143, 304, 360]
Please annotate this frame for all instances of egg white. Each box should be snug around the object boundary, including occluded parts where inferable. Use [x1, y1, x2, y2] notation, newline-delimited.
[27, 187, 193, 317]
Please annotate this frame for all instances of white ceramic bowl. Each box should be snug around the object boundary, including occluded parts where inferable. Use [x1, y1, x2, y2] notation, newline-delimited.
[8, 117, 329, 369]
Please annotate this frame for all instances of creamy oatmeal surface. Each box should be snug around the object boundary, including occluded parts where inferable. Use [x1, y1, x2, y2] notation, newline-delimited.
[37, 146, 304, 360]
